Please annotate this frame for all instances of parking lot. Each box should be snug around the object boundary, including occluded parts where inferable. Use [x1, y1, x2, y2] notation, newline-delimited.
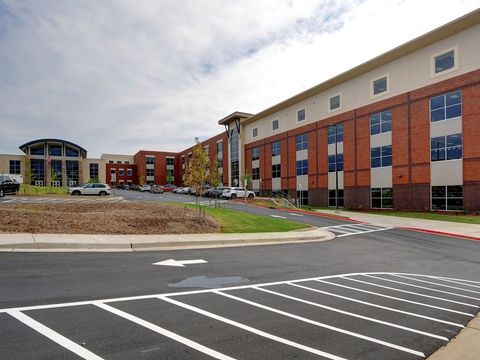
[1, 272, 478, 360]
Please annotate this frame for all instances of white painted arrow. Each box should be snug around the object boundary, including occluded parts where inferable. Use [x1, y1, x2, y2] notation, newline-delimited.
[153, 259, 208, 267]
[270, 215, 287, 219]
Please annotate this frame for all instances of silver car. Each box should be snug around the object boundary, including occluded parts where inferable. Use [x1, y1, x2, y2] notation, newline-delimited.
[68, 183, 111, 196]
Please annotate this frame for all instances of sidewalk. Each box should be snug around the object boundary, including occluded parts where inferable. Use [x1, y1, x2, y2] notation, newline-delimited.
[314, 209, 480, 239]
[0, 227, 334, 252]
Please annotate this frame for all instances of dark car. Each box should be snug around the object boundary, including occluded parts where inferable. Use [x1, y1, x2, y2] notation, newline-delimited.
[0, 175, 20, 197]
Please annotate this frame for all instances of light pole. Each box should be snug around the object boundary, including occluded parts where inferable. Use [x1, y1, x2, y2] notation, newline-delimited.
[330, 124, 339, 212]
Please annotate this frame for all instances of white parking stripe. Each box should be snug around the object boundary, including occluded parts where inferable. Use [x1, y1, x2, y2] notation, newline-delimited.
[433, 277, 480, 289]
[436, 276, 480, 285]
[341, 277, 474, 316]
[159, 296, 348, 360]
[94, 302, 236, 360]
[215, 290, 425, 357]
[254, 286, 448, 341]
[7, 310, 104, 360]
[363, 275, 479, 308]
[393, 274, 480, 296]
[289, 283, 463, 328]
[315, 279, 467, 326]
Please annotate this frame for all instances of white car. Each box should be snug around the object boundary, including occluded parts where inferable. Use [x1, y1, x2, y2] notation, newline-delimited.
[139, 184, 151, 192]
[222, 187, 255, 199]
[68, 183, 111, 196]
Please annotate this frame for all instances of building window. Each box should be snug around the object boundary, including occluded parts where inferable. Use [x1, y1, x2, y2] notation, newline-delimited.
[297, 108, 306, 122]
[432, 185, 463, 211]
[110, 168, 116, 174]
[166, 158, 175, 166]
[30, 146, 44, 156]
[372, 75, 388, 96]
[296, 159, 308, 176]
[9, 160, 21, 174]
[431, 134, 462, 161]
[370, 110, 392, 135]
[328, 154, 344, 172]
[433, 48, 457, 75]
[50, 160, 62, 185]
[371, 145, 392, 168]
[252, 127, 258, 137]
[119, 168, 125, 176]
[230, 127, 240, 186]
[146, 169, 155, 177]
[65, 147, 79, 157]
[371, 188, 393, 209]
[328, 189, 344, 207]
[127, 169, 133, 177]
[272, 164, 281, 178]
[166, 169, 174, 183]
[297, 190, 308, 206]
[328, 124, 343, 144]
[430, 90, 461, 122]
[30, 159, 45, 185]
[109, 160, 114, 164]
[252, 168, 260, 180]
[117, 161, 121, 164]
[329, 94, 340, 111]
[296, 133, 308, 151]
[146, 156, 155, 165]
[272, 141, 281, 157]
[66, 160, 79, 185]
[272, 119, 279, 131]
[251, 147, 260, 161]
[217, 141, 223, 160]
[125, 161, 129, 164]
[48, 145, 62, 156]
[89, 163, 99, 181]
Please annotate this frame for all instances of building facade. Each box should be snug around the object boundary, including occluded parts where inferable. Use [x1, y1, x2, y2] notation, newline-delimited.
[0, 11, 478, 211]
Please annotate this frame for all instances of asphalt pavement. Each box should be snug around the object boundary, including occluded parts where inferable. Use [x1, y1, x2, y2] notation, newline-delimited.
[1, 190, 480, 359]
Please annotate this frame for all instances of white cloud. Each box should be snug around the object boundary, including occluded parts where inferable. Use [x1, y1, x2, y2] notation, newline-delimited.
[0, 0, 478, 157]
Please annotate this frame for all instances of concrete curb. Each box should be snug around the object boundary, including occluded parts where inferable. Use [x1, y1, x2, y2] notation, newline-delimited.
[0, 228, 335, 252]
[401, 227, 480, 241]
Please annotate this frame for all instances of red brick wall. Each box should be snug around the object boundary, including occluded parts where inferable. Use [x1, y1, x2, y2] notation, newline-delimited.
[106, 163, 138, 186]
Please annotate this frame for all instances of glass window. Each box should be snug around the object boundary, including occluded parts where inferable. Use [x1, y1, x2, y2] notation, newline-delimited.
[251, 147, 260, 161]
[272, 119, 279, 131]
[117, 161, 121, 164]
[9, 160, 21, 174]
[146, 156, 155, 165]
[272, 141, 281, 157]
[127, 169, 133, 177]
[125, 161, 129, 164]
[296, 160, 308, 176]
[296, 134, 308, 151]
[328, 154, 343, 172]
[328, 124, 343, 144]
[297, 109, 305, 122]
[217, 141, 223, 160]
[371, 145, 392, 168]
[329, 95, 340, 111]
[109, 160, 114, 164]
[166, 158, 175, 166]
[432, 185, 463, 211]
[30, 146, 44, 155]
[252, 168, 260, 180]
[48, 145, 62, 156]
[371, 187, 393, 209]
[296, 190, 308, 206]
[66, 160, 79, 184]
[435, 50, 455, 74]
[252, 127, 258, 137]
[431, 133, 462, 161]
[230, 127, 239, 186]
[119, 169, 125, 176]
[146, 169, 155, 176]
[328, 189, 344, 207]
[430, 90, 461, 122]
[373, 76, 388, 95]
[89, 163, 99, 181]
[370, 110, 392, 135]
[65, 147, 79, 157]
[272, 164, 281, 178]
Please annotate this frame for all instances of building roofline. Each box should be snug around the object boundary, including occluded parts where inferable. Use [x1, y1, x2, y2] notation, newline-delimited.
[18, 138, 88, 156]
[241, 8, 480, 126]
[218, 111, 253, 125]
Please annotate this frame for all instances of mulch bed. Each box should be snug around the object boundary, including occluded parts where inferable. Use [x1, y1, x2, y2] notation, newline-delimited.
[0, 202, 219, 234]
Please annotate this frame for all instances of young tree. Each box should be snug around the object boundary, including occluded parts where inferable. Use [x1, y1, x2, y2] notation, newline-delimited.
[23, 156, 32, 186]
[185, 138, 209, 207]
[241, 170, 252, 190]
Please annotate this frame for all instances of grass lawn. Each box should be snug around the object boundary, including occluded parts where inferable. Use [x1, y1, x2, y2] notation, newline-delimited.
[183, 204, 310, 233]
[18, 184, 68, 196]
[361, 210, 480, 225]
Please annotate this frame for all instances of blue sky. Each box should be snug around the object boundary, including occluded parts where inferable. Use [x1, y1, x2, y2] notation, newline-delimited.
[0, 0, 478, 157]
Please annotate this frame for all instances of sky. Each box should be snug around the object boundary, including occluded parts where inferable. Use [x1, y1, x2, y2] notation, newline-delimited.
[0, 0, 478, 158]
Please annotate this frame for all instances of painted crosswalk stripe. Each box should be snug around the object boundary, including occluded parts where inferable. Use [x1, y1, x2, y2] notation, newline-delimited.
[393, 274, 480, 297]
[315, 279, 466, 327]
[254, 286, 448, 341]
[7, 310, 104, 360]
[362, 275, 479, 308]
[94, 302, 236, 360]
[158, 296, 348, 360]
[289, 282, 463, 328]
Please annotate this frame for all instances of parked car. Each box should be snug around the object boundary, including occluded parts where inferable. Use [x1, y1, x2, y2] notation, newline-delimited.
[0, 175, 20, 197]
[206, 186, 228, 198]
[68, 183, 111, 196]
[139, 184, 151, 192]
[129, 184, 140, 191]
[162, 184, 177, 192]
[150, 185, 164, 194]
[177, 187, 191, 194]
[222, 187, 255, 199]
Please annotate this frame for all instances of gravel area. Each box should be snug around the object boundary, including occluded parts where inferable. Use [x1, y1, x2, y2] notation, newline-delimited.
[0, 202, 219, 234]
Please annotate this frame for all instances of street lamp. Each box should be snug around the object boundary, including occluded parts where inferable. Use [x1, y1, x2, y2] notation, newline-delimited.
[330, 124, 339, 212]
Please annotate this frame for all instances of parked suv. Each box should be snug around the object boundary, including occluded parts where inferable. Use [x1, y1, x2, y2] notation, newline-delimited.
[222, 187, 255, 199]
[0, 175, 20, 197]
[68, 183, 111, 196]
